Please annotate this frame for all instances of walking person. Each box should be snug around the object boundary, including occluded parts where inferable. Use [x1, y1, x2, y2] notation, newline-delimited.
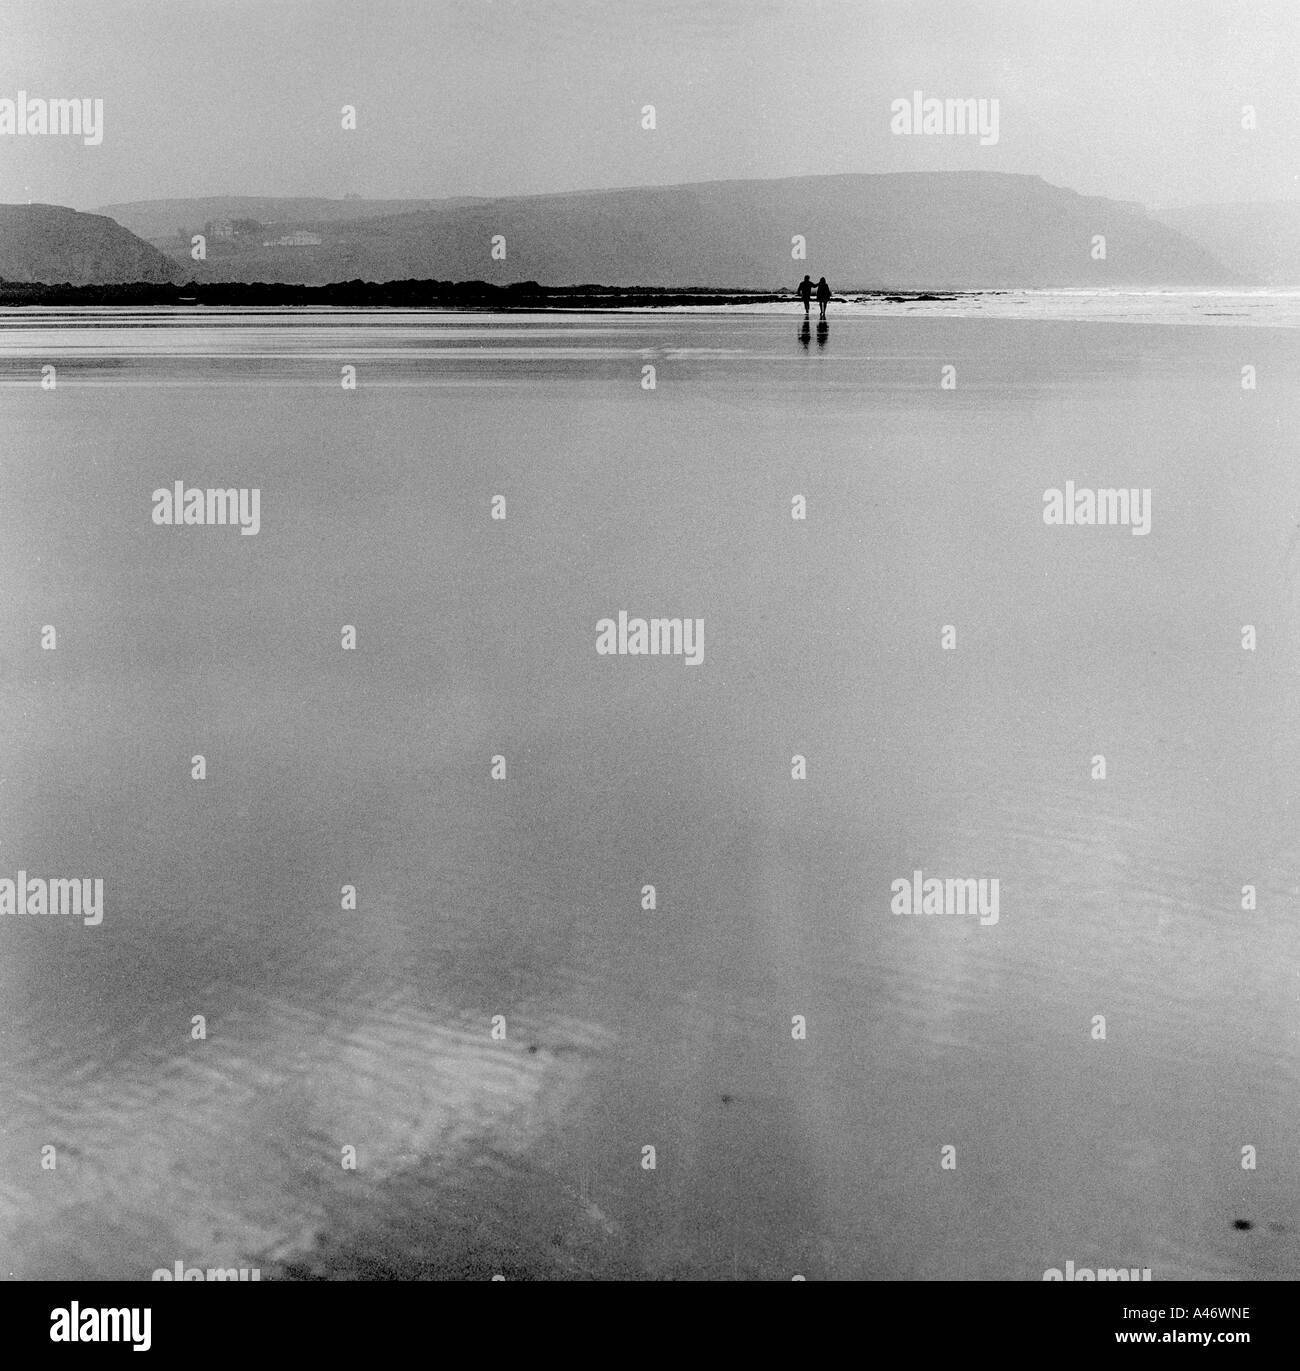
[796, 274, 812, 317]
[816, 276, 831, 321]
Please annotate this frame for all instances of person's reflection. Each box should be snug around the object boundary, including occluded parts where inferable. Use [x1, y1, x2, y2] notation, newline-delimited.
[798, 320, 811, 349]
[816, 320, 829, 348]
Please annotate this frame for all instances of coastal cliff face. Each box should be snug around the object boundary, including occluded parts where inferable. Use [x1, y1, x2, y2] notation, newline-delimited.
[1153, 201, 1300, 287]
[0, 203, 184, 285]
[89, 172, 1235, 290]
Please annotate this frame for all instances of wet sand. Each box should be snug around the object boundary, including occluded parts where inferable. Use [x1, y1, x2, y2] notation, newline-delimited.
[1, 309, 1297, 1279]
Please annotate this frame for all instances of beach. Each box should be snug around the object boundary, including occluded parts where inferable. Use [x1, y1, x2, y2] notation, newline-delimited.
[1, 304, 1297, 1279]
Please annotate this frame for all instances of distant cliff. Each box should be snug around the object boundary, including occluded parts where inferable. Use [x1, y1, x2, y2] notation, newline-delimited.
[98, 172, 1234, 289]
[0, 204, 183, 285]
[1153, 201, 1300, 287]
[97, 195, 474, 243]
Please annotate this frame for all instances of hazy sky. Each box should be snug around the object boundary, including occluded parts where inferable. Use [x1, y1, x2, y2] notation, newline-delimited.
[0, 0, 1296, 210]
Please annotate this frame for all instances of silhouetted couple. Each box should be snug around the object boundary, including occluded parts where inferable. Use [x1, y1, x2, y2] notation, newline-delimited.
[797, 274, 831, 320]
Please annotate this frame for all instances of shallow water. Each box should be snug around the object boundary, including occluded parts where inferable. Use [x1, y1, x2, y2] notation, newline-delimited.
[0, 307, 1297, 1280]
[775, 290, 1300, 328]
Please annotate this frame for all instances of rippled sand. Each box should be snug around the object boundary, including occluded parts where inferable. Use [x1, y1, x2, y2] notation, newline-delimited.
[1, 308, 1297, 1279]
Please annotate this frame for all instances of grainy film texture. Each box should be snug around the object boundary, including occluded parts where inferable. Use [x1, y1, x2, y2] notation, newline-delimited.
[1, 0, 1298, 1286]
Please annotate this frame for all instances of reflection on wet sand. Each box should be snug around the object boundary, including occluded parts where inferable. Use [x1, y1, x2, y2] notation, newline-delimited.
[0, 309, 1298, 1278]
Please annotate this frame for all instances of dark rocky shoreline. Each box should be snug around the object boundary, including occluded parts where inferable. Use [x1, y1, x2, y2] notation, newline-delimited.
[0, 278, 963, 308]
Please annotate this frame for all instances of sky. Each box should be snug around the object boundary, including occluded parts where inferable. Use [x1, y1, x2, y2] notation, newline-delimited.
[0, 0, 1296, 211]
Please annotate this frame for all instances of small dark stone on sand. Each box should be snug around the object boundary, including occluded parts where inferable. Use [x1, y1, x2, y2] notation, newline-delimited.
[1233, 1219, 1253, 1230]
